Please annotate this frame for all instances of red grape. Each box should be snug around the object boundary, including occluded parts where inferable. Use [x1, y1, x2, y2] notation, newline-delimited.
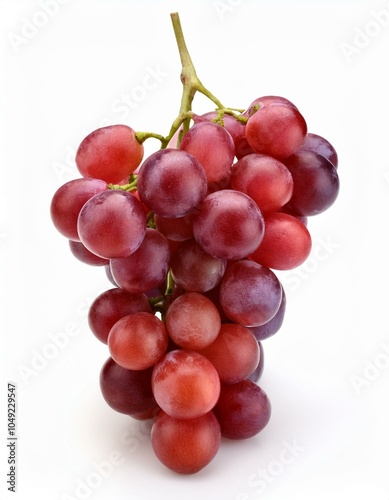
[137, 149, 207, 218]
[108, 312, 168, 370]
[247, 342, 264, 383]
[68, 239, 109, 266]
[88, 288, 151, 344]
[166, 292, 221, 350]
[50, 178, 107, 241]
[220, 260, 282, 327]
[152, 350, 220, 419]
[249, 285, 286, 342]
[110, 228, 170, 294]
[154, 213, 194, 241]
[151, 410, 221, 474]
[245, 104, 307, 159]
[283, 149, 340, 216]
[100, 357, 157, 416]
[75, 124, 144, 184]
[249, 212, 312, 270]
[230, 153, 293, 212]
[180, 121, 235, 183]
[300, 132, 338, 168]
[170, 239, 226, 293]
[214, 380, 271, 439]
[199, 323, 259, 384]
[193, 190, 265, 260]
[77, 189, 147, 259]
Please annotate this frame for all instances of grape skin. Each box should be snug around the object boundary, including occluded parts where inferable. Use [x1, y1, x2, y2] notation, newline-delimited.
[110, 228, 170, 294]
[108, 312, 168, 370]
[50, 178, 107, 241]
[151, 410, 221, 474]
[75, 124, 144, 184]
[152, 349, 221, 419]
[193, 190, 265, 260]
[100, 357, 157, 416]
[220, 260, 282, 327]
[77, 190, 147, 259]
[88, 288, 151, 344]
[137, 149, 207, 218]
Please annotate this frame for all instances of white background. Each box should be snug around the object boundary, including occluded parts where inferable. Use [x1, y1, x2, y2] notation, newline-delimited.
[1, 0, 389, 499]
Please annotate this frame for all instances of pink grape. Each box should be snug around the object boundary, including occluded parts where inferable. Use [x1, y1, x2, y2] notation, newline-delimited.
[88, 288, 151, 344]
[100, 357, 157, 416]
[152, 350, 220, 419]
[230, 153, 293, 212]
[165, 292, 221, 350]
[137, 149, 207, 218]
[108, 312, 168, 370]
[245, 103, 307, 159]
[77, 189, 147, 259]
[220, 260, 282, 327]
[50, 178, 107, 241]
[243, 95, 297, 117]
[110, 228, 170, 294]
[180, 121, 235, 183]
[75, 124, 144, 184]
[283, 149, 340, 216]
[199, 323, 259, 384]
[214, 380, 271, 439]
[170, 239, 227, 292]
[193, 190, 265, 260]
[151, 410, 221, 474]
[249, 212, 312, 270]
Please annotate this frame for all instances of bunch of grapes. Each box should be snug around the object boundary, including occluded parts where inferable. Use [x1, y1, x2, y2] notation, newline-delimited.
[50, 13, 339, 475]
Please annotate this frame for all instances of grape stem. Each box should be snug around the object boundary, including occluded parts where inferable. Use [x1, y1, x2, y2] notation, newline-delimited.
[136, 12, 245, 148]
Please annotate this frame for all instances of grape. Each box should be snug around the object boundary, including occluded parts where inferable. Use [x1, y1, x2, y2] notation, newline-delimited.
[152, 349, 220, 419]
[243, 95, 297, 117]
[199, 323, 259, 384]
[247, 342, 264, 383]
[77, 189, 147, 259]
[193, 190, 265, 260]
[137, 149, 207, 218]
[230, 153, 293, 212]
[166, 292, 221, 350]
[88, 288, 151, 344]
[249, 285, 286, 342]
[108, 312, 168, 370]
[100, 357, 157, 416]
[154, 213, 194, 242]
[75, 124, 144, 184]
[180, 121, 235, 184]
[170, 239, 226, 292]
[110, 228, 170, 294]
[283, 149, 340, 216]
[220, 260, 282, 327]
[151, 410, 221, 474]
[245, 103, 307, 159]
[214, 380, 271, 439]
[300, 132, 338, 168]
[249, 212, 312, 270]
[68, 240, 109, 266]
[50, 178, 107, 241]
